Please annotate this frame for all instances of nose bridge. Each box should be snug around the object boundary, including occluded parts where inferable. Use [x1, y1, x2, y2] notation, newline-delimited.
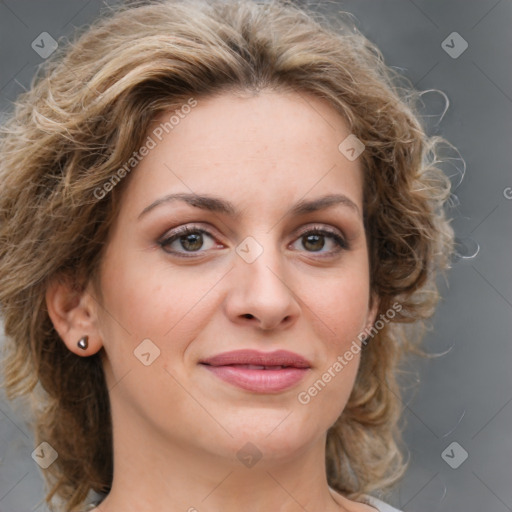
[227, 232, 299, 329]
[237, 232, 291, 298]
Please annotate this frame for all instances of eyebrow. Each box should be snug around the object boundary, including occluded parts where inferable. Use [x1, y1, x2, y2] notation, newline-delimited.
[137, 192, 361, 220]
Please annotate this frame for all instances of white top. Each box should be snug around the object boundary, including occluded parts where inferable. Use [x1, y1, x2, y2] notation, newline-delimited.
[363, 494, 403, 512]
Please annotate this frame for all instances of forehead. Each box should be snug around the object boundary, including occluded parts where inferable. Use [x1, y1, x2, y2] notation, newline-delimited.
[150, 90, 352, 157]
[121, 90, 364, 218]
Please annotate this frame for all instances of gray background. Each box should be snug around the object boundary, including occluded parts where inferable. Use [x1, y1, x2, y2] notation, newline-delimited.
[0, 0, 511, 511]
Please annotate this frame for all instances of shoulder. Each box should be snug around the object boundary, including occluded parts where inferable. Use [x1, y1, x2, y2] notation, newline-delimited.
[361, 494, 404, 512]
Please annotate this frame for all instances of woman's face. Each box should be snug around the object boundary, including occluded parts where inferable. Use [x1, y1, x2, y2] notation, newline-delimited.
[93, 90, 378, 465]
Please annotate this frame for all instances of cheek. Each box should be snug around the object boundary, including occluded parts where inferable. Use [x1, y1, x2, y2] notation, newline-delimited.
[100, 247, 172, 332]
[292, 260, 370, 412]
[305, 263, 371, 344]
[98, 249, 224, 352]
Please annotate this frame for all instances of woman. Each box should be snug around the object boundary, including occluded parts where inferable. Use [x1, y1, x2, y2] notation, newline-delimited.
[0, 1, 455, 511]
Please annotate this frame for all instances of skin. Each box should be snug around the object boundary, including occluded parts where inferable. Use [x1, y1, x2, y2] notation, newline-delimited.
[47, 90, 380, 512]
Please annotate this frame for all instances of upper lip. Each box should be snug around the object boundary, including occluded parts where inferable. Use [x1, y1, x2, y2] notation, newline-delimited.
[200, 349, 311, 368]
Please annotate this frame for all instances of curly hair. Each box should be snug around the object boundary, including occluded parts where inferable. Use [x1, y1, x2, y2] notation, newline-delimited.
[0, 0, 455, 510]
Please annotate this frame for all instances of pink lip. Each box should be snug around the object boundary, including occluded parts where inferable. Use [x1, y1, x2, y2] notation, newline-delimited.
[200, 349, 311, 393]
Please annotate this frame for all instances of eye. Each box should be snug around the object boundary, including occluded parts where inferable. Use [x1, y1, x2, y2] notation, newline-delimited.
[290, 226, 349, 255]
[158, 225, 220, 257]
[158, 224, 349, 259]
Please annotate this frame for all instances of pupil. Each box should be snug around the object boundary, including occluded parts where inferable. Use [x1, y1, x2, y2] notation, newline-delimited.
[304, 234, 324, 252]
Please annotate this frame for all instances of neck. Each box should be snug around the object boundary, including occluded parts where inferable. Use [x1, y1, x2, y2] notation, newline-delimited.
[97, 411, 349, 512]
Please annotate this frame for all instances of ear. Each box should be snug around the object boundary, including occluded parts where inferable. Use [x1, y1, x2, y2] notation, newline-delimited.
[45, 275, 103, 356]
[364, 290, 380, 334]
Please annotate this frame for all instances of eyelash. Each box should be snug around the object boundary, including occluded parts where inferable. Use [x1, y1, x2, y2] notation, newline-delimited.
[158, 224, 349, 259]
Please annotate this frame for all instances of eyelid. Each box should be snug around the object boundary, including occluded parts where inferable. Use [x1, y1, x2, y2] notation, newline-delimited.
[158, 223, 220, 243]
[294, 223, 345, 240]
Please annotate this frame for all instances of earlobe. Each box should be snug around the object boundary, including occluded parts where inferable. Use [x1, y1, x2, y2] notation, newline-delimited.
[45, 276, 102, 356]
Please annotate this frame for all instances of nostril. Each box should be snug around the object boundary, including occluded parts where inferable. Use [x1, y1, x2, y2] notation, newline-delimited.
[242, 314, 254, 319]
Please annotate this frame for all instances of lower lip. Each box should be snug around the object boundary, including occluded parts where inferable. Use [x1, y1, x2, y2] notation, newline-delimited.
[202, 365, 309, 393]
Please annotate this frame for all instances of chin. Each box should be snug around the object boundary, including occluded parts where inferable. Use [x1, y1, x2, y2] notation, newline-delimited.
[216, 412, 322, 461]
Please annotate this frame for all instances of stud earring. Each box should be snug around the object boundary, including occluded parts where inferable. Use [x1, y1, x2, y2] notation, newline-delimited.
[77, 335, 89, 350]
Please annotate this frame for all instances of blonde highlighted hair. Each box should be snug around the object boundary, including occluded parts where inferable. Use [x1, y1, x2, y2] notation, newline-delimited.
[0, 0, 455, 510]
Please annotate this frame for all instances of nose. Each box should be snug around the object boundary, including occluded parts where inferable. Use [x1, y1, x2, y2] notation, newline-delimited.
[223, 240, 300, 331]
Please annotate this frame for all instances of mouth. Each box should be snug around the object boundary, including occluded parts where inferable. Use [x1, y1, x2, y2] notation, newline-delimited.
[199, 349, 311, 393]
[215, 364, 298, 370]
